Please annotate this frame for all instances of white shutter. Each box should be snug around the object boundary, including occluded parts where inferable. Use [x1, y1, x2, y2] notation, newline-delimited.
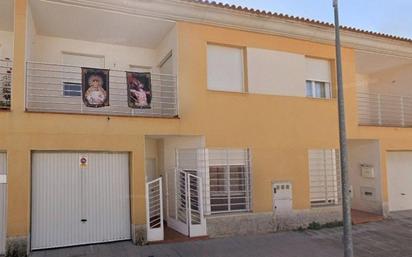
[207, 45, 244, 92]
[305, 58, 331, 82]
[247, 48, 306, 97]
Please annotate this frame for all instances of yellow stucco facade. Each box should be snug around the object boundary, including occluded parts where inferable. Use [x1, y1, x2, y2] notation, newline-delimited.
[2, 0, 411, 246]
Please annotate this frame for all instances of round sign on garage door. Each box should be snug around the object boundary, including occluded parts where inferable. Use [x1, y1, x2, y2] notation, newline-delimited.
[79, 155, 88, 168]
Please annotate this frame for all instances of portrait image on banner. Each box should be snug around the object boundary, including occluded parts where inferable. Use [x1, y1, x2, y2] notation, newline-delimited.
[127, 72, 152, 109]
[82, 67, 109, 108]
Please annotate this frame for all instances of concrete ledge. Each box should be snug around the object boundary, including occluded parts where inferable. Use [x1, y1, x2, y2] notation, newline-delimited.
[6, 236, 28, 257]
[275, 206, 342, 231]
[131, 224, 146, 245]
[206, 207, 342, 238]
[206, 212, 276, 238]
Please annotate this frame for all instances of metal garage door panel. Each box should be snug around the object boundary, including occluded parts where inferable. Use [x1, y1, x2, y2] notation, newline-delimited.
[31, 152, 130, 250]
[387, 152, 412, 212]
[0, 153, 6, 255]
[83, 153, 131, 243]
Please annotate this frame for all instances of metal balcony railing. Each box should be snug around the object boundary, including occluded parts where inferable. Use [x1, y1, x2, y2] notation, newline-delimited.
[0, 59, 12, 109]
[25, 61, 178, 117]
[357, 91, 412, 127]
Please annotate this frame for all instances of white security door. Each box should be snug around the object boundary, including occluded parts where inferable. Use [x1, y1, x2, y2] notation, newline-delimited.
[187, 174, 207, 237]
[387, 152, 412, 212]
[146, 177, 164, 242]
[0, 153, 7, 255]
[167, 170, 206, 237]
[31, 152, 131, 250]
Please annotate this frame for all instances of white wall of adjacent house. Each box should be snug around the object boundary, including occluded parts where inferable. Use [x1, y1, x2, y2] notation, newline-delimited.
[0, 31, 13, 59]
[361, 64, 412, 97]
[30, 35, 159, 71]
[348, 140, 383, 214]
[247, 47, 306, 97]
[246, 48, 332, 98]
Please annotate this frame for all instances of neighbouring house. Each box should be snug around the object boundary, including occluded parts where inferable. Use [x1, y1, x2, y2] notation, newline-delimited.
[1, 0, 412, 255]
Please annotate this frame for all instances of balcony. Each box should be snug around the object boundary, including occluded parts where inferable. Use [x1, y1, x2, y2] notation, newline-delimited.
[355, 50, 412, 128]
[0, 59, 12, 110]
[25, 61, 177, 117]
[25, 0, 178, 118]
[358, 92, 412, 127]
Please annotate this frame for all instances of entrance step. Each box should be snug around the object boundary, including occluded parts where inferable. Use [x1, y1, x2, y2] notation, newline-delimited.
[148, 226, 208, 245]
[351, 209, 384, 225]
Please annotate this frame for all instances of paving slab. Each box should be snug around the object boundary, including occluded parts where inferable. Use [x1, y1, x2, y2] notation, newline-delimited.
[31, 211, 412, 257]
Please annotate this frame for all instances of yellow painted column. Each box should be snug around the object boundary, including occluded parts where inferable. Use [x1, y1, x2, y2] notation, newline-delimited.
[7, 0, 29, 246]
[11, 0, 27, 112]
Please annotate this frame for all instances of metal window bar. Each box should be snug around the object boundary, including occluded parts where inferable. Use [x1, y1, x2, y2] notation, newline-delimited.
[25, 61, 177, 117]
[176, 148, 252, 215]
[357, 91, 412, 127]
[0, 59, 12, 109]
[309, 149, 342, 207]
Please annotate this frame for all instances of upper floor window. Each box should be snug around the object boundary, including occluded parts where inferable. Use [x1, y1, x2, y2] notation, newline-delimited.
[305, 58, 332, 99]
[63, 82, 81, 97]
[306, 80, 331, 99]
[207, 44, 245, 93]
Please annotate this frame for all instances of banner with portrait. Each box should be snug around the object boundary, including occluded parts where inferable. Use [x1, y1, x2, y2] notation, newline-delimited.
[127, 72, 152, 109]
[82, 67, 110, 108]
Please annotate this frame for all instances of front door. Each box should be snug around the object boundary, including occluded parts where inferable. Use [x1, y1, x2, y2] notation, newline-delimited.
[167, 169, 207, 237]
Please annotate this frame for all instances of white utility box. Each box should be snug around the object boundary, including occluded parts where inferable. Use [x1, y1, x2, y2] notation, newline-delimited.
[361, 164, 375, 178]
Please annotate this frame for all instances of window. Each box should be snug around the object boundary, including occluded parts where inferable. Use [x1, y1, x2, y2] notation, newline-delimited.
[63, 82, 81, 96]
[305, 57, 332, 99]
[209, 164, 250, 213]
[306, 80, 331, 99]
[207, 44, 245, 92]
[308, 149, 341, 207]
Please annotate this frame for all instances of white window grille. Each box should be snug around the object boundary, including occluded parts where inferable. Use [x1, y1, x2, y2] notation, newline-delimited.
[176, 148, 252, 215]
[308, 149, 341, 207]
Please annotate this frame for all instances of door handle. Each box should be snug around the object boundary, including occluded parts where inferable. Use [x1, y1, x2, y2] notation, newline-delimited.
[401, 193, 406, 196]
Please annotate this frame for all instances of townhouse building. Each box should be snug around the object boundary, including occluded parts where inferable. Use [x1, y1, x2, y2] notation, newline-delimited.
[1, 0, 412, 255]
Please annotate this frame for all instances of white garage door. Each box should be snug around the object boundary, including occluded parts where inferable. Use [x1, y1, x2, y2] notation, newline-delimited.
[0, 153, 7, 255]
[387, 152, 412, 212]
[31, 152, 131, 250]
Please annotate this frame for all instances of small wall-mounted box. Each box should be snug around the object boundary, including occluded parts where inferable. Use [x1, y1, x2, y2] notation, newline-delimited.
[360, 186, 376, 201]
[361, 164, 375, 178]
[0, 174, 6, 184]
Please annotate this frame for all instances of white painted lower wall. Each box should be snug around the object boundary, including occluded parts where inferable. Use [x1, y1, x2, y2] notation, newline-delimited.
[348, 140, 383, 214]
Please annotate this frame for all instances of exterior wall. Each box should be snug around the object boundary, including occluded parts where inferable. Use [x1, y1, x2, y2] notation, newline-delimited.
[177, 22, 348, 212]
[2, 0, 361, 251]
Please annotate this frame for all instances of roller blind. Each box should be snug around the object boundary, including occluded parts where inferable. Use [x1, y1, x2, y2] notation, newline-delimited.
[305, 58, 331, 82]
[207, 44, 244, 92]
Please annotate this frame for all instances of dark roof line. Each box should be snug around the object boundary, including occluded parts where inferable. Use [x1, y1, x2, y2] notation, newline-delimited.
[185, 0, 412, 44]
